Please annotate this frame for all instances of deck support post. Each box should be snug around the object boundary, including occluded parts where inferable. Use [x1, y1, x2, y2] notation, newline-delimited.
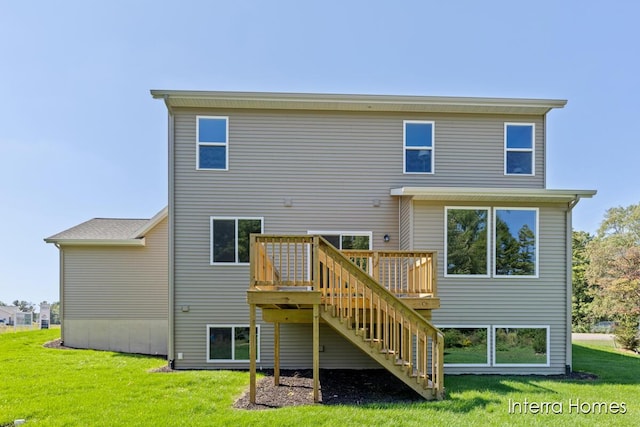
[249, 303, 257, 404]
[313, 303, 320, 403]
[274, 321, 280, 386]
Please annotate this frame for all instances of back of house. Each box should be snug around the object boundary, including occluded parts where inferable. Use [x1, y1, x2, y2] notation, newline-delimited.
[152, 90, 595, 375]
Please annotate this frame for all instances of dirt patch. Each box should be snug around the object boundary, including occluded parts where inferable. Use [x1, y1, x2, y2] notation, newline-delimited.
[43, 338, 75, 350]
[233, 369, 426, 410]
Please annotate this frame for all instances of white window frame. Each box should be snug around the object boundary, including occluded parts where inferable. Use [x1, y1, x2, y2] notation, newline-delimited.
[206, 324, 259, 363]
[493, 207, 539, 278]
[307, 231, 373, 279]
[444, 207, 491, 278]
[504, 123, 535, 176]
[210, 217, 264, 265]
[439, 325, 491, 367]
[197, 116, 229, 171]
[403, 120, 435, 175]
[492, 325, 550, 367]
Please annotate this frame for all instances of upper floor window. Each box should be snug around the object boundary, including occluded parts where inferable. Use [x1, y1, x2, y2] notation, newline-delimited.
[211, 217, 263, 264]
[504, 123, 534, 175]
[404, 121, 434, 174]
[197, 116, 228, 170]
[494, 208, 538, 277]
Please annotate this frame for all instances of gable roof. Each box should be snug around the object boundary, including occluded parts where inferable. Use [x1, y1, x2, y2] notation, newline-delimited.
[151, 90, 567, 115]
[44, 207, 167, 246]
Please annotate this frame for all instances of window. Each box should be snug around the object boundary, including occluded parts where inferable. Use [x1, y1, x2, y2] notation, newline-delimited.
[445, 208, 490, 277]
[197, 116, 228, 170]
[211, 217, 263, 264]
[207, 325, 259, 362]
[493, 326, 549, 366]
[440, 326, 490, 366]
[504, 123, 534, 175]
[494, 208, 538, 277]
[404, 121, 434, 174]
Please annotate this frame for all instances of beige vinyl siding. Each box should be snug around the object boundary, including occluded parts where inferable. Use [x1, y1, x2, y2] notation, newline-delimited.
[171, 108, 548, 369]
[61, 217, 168, 354]
[413, 201, 569, 374]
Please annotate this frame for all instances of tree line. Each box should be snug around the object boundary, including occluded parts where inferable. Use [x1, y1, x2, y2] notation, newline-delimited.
[573, 203, 640, 350]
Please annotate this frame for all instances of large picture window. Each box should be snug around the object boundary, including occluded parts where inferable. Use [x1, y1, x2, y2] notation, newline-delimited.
[504, 123, 534, 175]
[404, 121, 434, 174]
[197, 116, 228, 170]
[445, 208, 489, 277]
[494, 208, 538, 277]
[440, 326, 490, 366]
[493, 326, 549, 366]
[207, 325, 259, 362]
[211, 217, 263, 264]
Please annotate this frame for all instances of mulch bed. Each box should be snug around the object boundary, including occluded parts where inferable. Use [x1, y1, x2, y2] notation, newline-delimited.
[233, 369, 424, 409]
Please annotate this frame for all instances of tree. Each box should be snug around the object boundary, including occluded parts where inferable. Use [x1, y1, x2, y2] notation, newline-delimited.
[572, 230, 595, 332]
[12, 300, 35, 312]
[586, 204, 640, 350]
[50, 301, 61, 325]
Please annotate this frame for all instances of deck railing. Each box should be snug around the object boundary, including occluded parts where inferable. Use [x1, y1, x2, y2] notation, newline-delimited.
[249, 234, 444, 398]
[250, 235, 437, 297]
[341, 250, 437, 297]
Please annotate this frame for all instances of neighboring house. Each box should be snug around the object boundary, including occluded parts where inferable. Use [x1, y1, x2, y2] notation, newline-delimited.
[149, 89, 595, 395]
[44, 208, 168, 355]
[0, 306, 18, 325]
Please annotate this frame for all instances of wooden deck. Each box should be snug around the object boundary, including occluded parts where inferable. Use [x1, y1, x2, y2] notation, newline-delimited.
[247, 235, 444, 402]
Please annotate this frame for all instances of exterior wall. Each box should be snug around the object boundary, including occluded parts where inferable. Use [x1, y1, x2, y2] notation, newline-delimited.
[61, 217, 168, 355]
[170, 108, 549, 370]
[412, 200, 569, 374]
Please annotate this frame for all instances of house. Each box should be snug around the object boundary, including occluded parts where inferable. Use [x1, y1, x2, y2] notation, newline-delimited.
[46, 90, 595, 401]
[148, 90, 594, 399]
[44, 208, 168, 355]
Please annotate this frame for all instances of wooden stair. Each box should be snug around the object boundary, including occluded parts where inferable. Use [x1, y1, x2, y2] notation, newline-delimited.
[316, 239, 444, 400]
[248, 235, 444, 402]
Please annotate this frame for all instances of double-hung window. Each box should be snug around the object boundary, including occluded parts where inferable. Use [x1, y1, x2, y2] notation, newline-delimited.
[504, 123, 534, 175]
[211, 217, 263, 264]
[197, 116, 228, 170]
[404, 121, 434, 174]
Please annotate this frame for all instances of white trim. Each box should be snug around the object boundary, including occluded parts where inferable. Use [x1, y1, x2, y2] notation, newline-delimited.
[403, 120, 435, 175]
[438, 325, 491, 367]
[390, 187, 597, 202]
[444, 207, 491, 278]
[493, 207, 539, 278]
[492, 325, 550, 367]
[210, 217, 264, 265]
[196, 116, 229, 171]
[504, 123, 535, 176]
[133, 206, 168, 238]
[206, 324, 260, 363]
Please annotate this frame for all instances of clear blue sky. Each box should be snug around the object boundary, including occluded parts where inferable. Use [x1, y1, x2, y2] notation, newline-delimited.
[1, 1, 638, 305]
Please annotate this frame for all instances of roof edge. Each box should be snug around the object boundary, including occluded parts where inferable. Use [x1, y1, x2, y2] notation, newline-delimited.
[151, 90, 567, 115]
[390, 187, 597, 202]
[43, 238, 146, 247]
[133, 206, 168, 238]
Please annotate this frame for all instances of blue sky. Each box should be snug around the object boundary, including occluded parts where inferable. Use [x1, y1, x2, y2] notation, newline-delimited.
[1, 0, 638, 305]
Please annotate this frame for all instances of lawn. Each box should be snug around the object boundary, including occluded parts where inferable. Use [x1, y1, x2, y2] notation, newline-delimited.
[1, 330, 638, 426]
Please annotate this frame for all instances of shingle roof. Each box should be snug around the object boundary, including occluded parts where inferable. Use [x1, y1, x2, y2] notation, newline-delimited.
[45, 218, 150, 241]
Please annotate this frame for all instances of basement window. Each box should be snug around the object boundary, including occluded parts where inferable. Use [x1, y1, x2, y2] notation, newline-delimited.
[493, 326, 549, 366]
[207, 325, 259, 362]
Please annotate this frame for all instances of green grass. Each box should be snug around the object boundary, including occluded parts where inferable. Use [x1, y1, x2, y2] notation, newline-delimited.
[1, 330, 639, 426]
